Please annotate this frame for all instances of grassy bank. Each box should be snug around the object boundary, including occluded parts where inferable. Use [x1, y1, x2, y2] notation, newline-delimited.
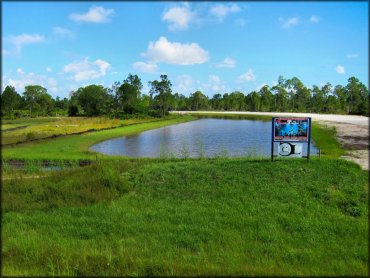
[2, 158, 368, 276]
[1, 116, 167, 145]
[2, 115, 195, 161]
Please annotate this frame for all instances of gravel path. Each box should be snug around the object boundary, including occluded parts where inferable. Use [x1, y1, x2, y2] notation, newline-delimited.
[173, 111, 369, 170]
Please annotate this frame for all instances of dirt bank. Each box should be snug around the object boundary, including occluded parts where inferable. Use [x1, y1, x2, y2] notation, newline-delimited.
[319, 121, 368, 170]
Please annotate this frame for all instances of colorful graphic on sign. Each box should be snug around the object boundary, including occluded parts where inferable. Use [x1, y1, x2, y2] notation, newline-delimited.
[273, 117, 309, 142]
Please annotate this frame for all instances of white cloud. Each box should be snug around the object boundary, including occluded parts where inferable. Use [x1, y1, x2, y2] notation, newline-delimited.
[173, 74, 195, 94]
[63, 57, 111, 81]
[234, 18, 247, 27]
[237, 69, 256, 83]
[3, 70, 58, 94]
[17, 68, 25, 74]
[53, 26, 75, 39]
[94, 59, 110, 75]
[208, 74, 221, 83]
[335, 65, 345, 74]
[133, 61, 159, 73]
[46, 67, 53, 72]
[279, 17, 300, 28]
[309, 15, 320, 23]
[142, 36, 209, 65]
[162, 3, 195, 31]
[215, 57, 236, 68]
[69, 6, 114, 23]
[210, 4, 241, 21]
[5, 33, 46, 54]
[346, 53, 359, 59]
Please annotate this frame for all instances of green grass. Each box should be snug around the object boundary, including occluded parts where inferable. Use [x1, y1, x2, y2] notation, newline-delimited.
[1, 115, 195, 160]
[2, 158, 368, 276]
[1, 116, 165, 145]
[311, 122, 346, 159]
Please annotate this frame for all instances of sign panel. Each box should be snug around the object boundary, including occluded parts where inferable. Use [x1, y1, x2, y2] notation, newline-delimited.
[273, 117, 310, 142]
[278, 142, 303, 158]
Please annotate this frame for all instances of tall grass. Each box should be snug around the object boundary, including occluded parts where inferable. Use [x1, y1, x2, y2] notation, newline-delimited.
[2, 158, 368, 276]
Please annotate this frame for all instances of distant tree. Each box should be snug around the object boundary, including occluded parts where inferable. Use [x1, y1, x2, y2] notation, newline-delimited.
[222, 93, 231, 110]
[345, 77, 369, 115]
[116, 83, 140, 114]
[210, 93, 223, 110]
[1, 85, 23, 116]
[148, 75, 173, 116]
[333, 85, 347, 113]
[259, 85, 274, 112]
[114, 74, 143, 115]
[271, 84, 289, 112]
[246, 91, 260, 111]
[228, 91, 246, 111]
[23, 85, 53, 116]
[54, 96, 69, 111]
[75, 85, 109, 116]
[172, 93, 188, 110]
[189, 91, 209, 110]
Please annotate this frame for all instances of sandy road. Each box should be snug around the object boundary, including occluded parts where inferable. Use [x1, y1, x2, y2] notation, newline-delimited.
[172, 111, 369, 170]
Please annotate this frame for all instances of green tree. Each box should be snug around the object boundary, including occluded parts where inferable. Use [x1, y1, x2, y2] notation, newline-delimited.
[23, 85, 52, 116]
[75, 85, 109, 116]
[148, 75, 173, 116]
[189, 91, 209, 110]
[345, 77, 368, 115]
[172, 93, 188, 110]
[246, 91, 260, 111]
[210, 93, 223, 110]
[271, 84, 289, 112]
[259, 85, 273, 112]
[115, 74, 143, 115]
[228, 91, 246, 111]
[333, 85, 347, 113]
[1, 85, 23, 116]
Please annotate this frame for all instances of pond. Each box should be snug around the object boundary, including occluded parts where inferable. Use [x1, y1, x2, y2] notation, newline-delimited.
[90, 118, 318, 158]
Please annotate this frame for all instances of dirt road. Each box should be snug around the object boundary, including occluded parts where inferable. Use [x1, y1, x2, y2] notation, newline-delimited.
[173, 111, 369, 170]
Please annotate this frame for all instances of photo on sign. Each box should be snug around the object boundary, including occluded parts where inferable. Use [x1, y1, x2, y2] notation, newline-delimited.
[273, 118, 309, 142]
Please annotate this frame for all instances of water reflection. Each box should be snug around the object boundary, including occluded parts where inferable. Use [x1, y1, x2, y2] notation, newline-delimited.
[90, 119, 318, 158]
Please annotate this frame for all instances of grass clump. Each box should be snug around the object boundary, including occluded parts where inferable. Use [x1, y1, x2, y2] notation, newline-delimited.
[2, 160, 137, 213]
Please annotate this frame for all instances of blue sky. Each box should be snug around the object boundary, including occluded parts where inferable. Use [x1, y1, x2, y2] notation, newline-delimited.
[2, 1, 368, 98]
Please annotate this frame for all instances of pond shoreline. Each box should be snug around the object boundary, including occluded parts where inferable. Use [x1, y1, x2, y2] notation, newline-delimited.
[173, 111, 369, 170]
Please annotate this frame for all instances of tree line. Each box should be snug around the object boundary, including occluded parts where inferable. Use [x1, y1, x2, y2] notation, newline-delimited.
[1, 74, 369, 119]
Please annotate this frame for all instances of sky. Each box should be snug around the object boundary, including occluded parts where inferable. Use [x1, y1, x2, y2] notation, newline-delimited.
[2, 1, 369, 99]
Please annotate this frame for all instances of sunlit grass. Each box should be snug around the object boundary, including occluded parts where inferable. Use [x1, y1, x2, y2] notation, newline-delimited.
[1, 115, 196, 160]
[2, 158, 368, 276]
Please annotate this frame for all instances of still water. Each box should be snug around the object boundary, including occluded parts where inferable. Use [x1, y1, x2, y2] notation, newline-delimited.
[90, 118, 318, 158]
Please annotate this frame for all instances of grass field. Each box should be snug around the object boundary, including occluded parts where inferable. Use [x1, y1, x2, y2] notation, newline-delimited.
[1, 116, 166, 145]
[2, 158, 368, 276]
[1, 114, 368, 276]
[1, 115, 195, 160]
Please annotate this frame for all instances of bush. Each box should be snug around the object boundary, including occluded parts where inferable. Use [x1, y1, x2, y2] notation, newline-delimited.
[148, 110, 168, 118]
[68, 105, 79, 116]
[26, 132, 36, 141]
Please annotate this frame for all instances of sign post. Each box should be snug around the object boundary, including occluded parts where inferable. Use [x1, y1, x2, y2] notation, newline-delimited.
[271, 117, 311, 162]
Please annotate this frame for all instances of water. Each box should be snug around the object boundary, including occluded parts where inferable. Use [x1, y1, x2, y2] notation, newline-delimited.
[90, 118, 318, 158]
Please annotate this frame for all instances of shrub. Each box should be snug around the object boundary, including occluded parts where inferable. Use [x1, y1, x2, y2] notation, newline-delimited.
[26, 132, 36, 141]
